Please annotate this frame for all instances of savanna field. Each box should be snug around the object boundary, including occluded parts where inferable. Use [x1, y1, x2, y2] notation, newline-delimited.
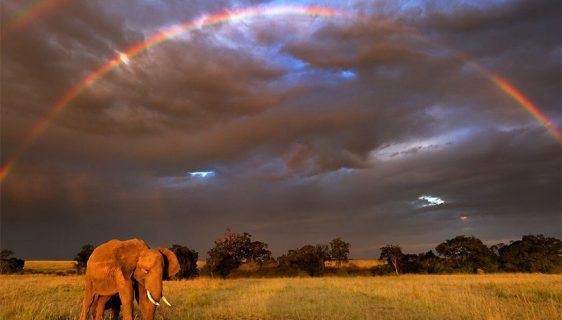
[1, 261, 560, 320]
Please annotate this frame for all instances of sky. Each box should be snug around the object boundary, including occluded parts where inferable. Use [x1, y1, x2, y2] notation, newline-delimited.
[0, 0, 560, 259]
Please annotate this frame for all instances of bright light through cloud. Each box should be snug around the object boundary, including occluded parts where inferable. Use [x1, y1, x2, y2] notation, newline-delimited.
[189, 171, 216, 178]
[459, 216, 468, 221]
[418, 195, 445, 207]
[118, 52, 130, 65]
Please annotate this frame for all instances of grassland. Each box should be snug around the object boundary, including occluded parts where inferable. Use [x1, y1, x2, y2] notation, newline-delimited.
[1, 270, 560, 320]
[23, 261, 76, 274]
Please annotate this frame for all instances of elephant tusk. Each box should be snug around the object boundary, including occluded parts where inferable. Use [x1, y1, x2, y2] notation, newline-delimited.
[161, 296, 172, 307]
[146, 290, 160, 306]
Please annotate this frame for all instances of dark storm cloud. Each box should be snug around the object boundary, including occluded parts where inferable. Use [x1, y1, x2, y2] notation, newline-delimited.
[1, 0, 560, 259]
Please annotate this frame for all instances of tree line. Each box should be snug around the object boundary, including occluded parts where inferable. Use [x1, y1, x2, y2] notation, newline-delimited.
[377, 235, 561, 275]
[1, 232, 560, 277]
[202, 231, 561, 278]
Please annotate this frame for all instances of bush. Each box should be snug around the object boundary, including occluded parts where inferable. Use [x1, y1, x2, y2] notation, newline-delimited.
[169, 245, 199, 279]
[0, 250, 24, 274]
[280, 245, 329, 277]
[74, 244, 94, 275]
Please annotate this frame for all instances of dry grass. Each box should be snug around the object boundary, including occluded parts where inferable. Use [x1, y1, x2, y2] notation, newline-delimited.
[24, 260, 76, 273]
[199, 259, 385, 270]
[325, 259, 385, 268]
[1, 273, 560, 319]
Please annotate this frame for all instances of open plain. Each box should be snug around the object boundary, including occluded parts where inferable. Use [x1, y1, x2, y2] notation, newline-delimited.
[1, 263, 560, 320]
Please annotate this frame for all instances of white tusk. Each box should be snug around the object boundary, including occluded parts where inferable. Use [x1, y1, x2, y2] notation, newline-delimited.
[146, 290, 160, 306]
[161, 296, 172, 307]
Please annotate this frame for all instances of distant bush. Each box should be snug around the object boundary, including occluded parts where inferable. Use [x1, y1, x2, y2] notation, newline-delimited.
[278, 245, 329, 277]
[169, 244, 199, 279]
[74, 244, 94, 275]
[0, 250, 24, 274]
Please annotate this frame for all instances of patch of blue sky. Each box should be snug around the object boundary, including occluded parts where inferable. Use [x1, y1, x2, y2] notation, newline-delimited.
[273, 66, 359, 89]
[340, 70, 357, 79]
[189, 171, 216, 178]
[157, 171, 216, 188]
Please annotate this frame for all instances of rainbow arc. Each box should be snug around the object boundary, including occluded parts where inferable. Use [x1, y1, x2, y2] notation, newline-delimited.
[1, 5, 560, 182]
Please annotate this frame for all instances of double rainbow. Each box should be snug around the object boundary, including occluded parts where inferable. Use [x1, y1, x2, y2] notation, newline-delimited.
[1, 0, 72, 40]
[1, 5, 560, 182]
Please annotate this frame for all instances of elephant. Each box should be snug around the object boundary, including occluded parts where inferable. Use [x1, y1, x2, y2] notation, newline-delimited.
[91, 294, 120, 320]
[79, 238, 180, 320]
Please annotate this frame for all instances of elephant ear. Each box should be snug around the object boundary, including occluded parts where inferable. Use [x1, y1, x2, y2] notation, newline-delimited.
[115, 239, 147, 278]
[158, 248, 181, 279]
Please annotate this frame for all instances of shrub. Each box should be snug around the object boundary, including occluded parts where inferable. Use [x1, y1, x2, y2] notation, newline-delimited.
[169, 245, 199, 279]
[0, 250, 24, 274]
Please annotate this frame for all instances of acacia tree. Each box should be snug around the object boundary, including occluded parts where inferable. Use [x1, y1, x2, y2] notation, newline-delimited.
[380, 245, 403, 275]
[206, 229, 272, 278]
[247, 240, 272, 264]
[329, 238, 351, 268]
[498, 235, 562, 273]
[436, 235, 495, 272]
[74, 244, 94, 275]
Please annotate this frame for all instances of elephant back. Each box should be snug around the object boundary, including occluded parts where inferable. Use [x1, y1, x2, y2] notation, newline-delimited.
[88, 239, 150, 268]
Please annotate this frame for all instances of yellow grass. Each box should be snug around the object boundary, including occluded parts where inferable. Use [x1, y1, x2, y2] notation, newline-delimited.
[325, 259, 385, 268]
[0, 273, 560, 319]
[24, 260, 76, 273]
[199, 259, 385, 269]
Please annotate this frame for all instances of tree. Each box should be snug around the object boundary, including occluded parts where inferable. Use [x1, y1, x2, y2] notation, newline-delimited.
[206, 229, 271, 278]
[436, 236, 495, 272]
[329, 238, 351, 268]
[417, 250, 444, 274]
[169, 245, 199, 279]
[247, 240, 273, 264]
[282, 245, 329, 276]
[74, 244, 94, 275]
[0, 249, 14, 259]
[498, 234, 562, 273]
[0, 250, 24, 274]
[399, 254, 423, 274]
[380, 245, 403, 275]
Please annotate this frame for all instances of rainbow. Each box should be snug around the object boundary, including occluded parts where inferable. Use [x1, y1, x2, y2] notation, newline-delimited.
[1, 0, 72, 40]
[491, 76, 561, 143]
[1, 5, 560, 182]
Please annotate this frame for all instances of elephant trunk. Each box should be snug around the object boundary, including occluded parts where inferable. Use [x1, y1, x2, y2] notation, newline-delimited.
[146, 290, 159, 306]
[145, 274, 163, 305]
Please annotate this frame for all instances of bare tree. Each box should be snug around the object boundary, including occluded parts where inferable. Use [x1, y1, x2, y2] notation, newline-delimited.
[380, 245, 403, 275]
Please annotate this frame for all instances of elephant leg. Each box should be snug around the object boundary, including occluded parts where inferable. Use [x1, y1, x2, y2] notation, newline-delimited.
[94, 295, 111, 320]
[79, 279, 96, 320]
[117, 280, 135, 320]
[108, 295, 121, 320]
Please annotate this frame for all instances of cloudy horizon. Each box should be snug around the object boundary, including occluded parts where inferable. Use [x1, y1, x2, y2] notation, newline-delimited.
[1, 0, 560, 260]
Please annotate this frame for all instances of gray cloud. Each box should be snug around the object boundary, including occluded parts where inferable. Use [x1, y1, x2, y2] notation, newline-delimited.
[1, 0, 560, 259]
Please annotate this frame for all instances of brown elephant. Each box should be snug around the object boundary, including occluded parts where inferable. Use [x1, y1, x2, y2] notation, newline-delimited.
[79, 238, 180, 320]
[91, 294, 120, 320]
